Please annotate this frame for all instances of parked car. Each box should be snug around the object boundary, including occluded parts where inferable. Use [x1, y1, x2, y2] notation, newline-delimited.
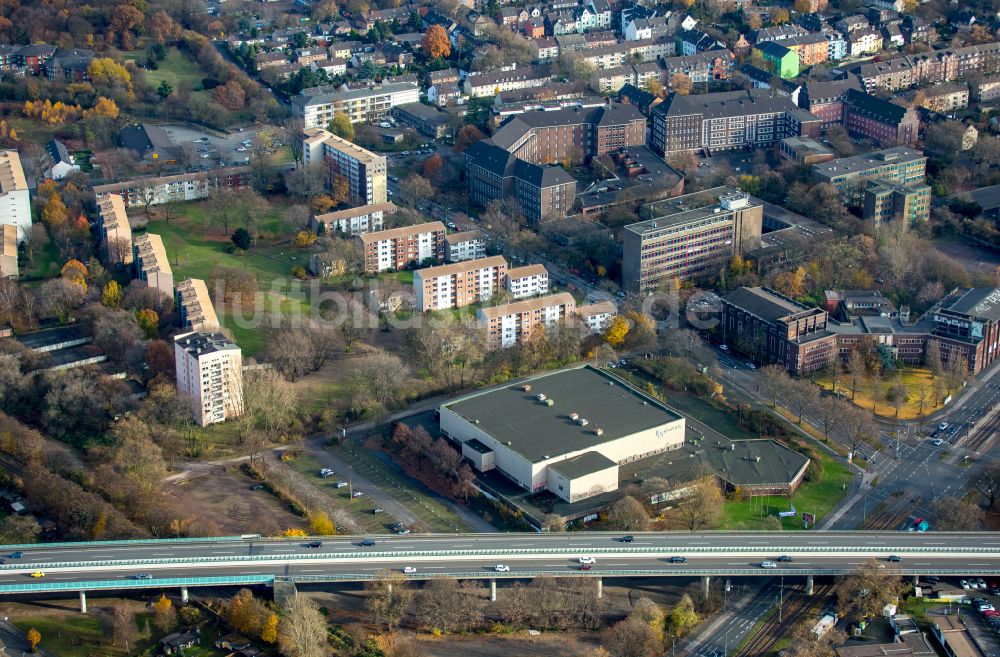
[719, 344, 729, 351]
[373, 508, 384, 514]
[961, 580, 971, 589]
[978, 578, 988, 589]
[352, 491, 364, 498]
[336, 482, 349, 488]
[932, 438, 944, 446]
[494, 565, 510, 572]
[249, 484, 265, 491]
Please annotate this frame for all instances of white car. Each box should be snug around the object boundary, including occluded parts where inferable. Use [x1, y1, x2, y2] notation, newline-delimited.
[403, 567, 417, 574]
[336, 482, 348, 488]
[494, 564, 510, 572]
[352, 491, 364, 498]
[719, 344, 729, 351]
[961, 579, 971, 589]
[938, 422, 949, 431]
[932, 438, 944, 447]
[578, 556, 596, 564]
[760, 561, 778, 569]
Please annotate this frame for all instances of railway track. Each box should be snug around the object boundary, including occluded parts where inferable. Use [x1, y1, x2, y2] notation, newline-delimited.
[861, 495, 921, 531]
[733, 583, 834, 657]
[962, 410, 1000, 453]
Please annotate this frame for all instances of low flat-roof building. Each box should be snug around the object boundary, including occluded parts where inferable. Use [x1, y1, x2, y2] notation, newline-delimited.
[778, 136, 835, 165]
[392, 102, 453, 139]
[439, 365, 686, 501]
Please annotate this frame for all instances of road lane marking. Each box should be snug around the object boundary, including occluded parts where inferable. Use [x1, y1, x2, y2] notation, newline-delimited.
[300, 569, 325, 572]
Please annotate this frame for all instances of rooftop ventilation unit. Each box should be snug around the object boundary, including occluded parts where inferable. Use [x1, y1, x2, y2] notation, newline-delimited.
[536, 393, 547, 401]
[577, 418, 589, 426]
[570, 412, 580, 421]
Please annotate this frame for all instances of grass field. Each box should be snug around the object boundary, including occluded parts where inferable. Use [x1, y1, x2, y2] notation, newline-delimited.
[814, 367, 948, 420]
[720, 452, 853, 530]
[326, 442, 474, 533]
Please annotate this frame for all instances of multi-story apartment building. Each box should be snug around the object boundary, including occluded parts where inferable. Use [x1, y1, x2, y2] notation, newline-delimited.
[751, 24, 809, 44]
[175, 278, 220, 333]
[773, 33, 829, 67]
[576, 300, 617, 333]
[132, 233, 174, 298]
[798, 78, 863, 129]
[96, 194, 133, 266]
[622, 189, 763, 291]
[755, 42, 799, 79]
[92, 167, 252, 208]
[292, 81, 420, 127]
[823, 31, 847, 61]
[358, 222, 446, 273]
[847, 28, 883, 57]
[0, 224, 16, 279]
[478, 292, 577, 348]
[463, 65, 552, 98]
[863, 180, 931, 225]
[506, 264, 549, 299]
[851, 42, 1000, 92]
[413, 256, 508, 312]
[303, 128, 387, 206]
[662, 50, 736, 85]
[593, 62, 669, 95]
[311, 202, 392, 236]
[721, 287, 837, 374]
[811, 146, 927, 202]
[174, 331, 243, 427]
[842, 89, 919, 147]
[0, 150, 30, 243]
[973, 75, 1000, 102]
[649, 89, 821, 156]
[907, 82, 969, 113]
[445, 230, 486, 263]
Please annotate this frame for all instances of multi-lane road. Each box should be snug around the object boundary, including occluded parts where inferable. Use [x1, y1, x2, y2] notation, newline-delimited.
[1, 532, 1000, 593]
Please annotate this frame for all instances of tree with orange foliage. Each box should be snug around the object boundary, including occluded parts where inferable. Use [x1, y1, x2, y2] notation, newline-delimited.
[422, 153, 444, 181]
[147, 10, 181, 44]
[213, 80, 246, 111]
[61, 259, 88, 291]
[108, 3, 145, 50]
[422, 24, 451, 60]
[84, 96, 119, 120]
[454, 124, 484, 152]
[41, 195, 69, 228]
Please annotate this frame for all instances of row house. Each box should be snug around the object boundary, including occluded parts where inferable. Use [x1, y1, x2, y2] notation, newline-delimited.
[463, 65, 552, 97]
[255, 51, 289, 71]
[92, 167, 252, 209]
[17, 44, 56, 75]
[96, 194, 133, 267]
[750, 24, 808, 45]
[835, 14, 869, 34]
[851, 42, 1000, 92]
[625, 17, 668, 41]
[905, 82, 970, 113]
[133, 233, 174, 299]
[328, 40, 364, 60]
[842, 89, 919, 147]
[974, 75, 1000, 102]
[534, 37, 560, 61]
[592, 61, 663, 94]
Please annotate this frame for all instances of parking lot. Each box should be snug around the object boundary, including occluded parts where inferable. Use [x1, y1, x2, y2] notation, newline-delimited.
[157, 123, 275, 167]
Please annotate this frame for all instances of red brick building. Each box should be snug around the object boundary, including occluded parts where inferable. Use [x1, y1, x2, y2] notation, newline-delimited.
[358, 222, 446, 273]
[798, 78, 863, 130]
[842, 89, 919, 147]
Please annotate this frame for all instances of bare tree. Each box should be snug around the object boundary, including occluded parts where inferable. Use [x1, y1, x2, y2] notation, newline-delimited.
[278, 596, 328, 657]
[603, 617, 659, 657]
[785, 379, 819, 424]
[606, 495, 650, 531]
[758, 365, 789, 408]
[846, 349, 867, 401]
[929, 496, 984, 531]
[365, 569, 413, 631]
[976, 464, 1000, 509]
[674, 476, 723, 531]
[418, 579, 468, 633]
[842, 405, 877, 460]
[835, 561, 906, 623]
[815, 396, 842, 439]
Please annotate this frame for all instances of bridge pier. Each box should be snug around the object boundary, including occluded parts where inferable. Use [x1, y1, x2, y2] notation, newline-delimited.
[596, 578, 602, 599]
[913, 575, 919, 586]
[806, 575, 814, 596]
[180, 587, 189, 604]
[702, 576, 710, 599]
[79, 591, 87, 613]
[273, 579, 298, 608]
[490, 579, 497, 602]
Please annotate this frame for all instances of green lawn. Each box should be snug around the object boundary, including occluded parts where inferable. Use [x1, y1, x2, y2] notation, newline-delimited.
[123, 47, 211, 96]
[21, 234, 61, 281]
[15, 615, 124, 657]
[721, 452, 852, 530]
[326, 443, 474, 533]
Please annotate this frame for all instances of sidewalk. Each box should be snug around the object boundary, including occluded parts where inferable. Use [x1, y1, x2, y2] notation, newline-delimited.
[816, 471, 876, 530]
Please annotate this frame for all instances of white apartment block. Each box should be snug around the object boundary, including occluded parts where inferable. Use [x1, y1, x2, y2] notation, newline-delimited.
[92, 167, 252, 208]
[358, 221, 446, 273]
[414, 256, 508, 312]
[463, 65, 552, 98]
[478, 292, 576, 348]
[292, 82, 420, 128]
[132, 232, 174, 299]
[505, 264, 549, 299]
[303, 128, 387, 206]
[576, 300, 618, 333]
[175, 278, 220, 333]
[444, 230, 486, 263]
[0, 150, 31, 243]
[312, 201, 394, 236]
[174, 331, 243, 427]
[96, 194, 133, 266]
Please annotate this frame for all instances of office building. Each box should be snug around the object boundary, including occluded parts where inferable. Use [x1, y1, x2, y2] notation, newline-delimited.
[303, 128, 387, 205]
[445, 230, 486, 263]
[478, 292, 576, 348]
[96, 194, 133, 266]
[92, 167, 252, 208]
[622, 188, 763, 292]
[174, 331, 243, 427]
[466, 141, 577, 223]
[506, 264, 549, 299]
[175, 278, 220, 333]
[811, 146, 927, 203]
[863, 180, 931, 225]
[132, 233, 173, 299]
[0, 150, 30, 242]
[413, 256, 508, 312]
[0, 224, 16, 279]
[439, 365, 685, 502]
[649, 89, 821, 155]
[358, 221, 446, 273]
[721, 286, 837, 374]
[292, 81, 420, 128]
[311, 202, 392, 236]
[842, 89, 919, 147]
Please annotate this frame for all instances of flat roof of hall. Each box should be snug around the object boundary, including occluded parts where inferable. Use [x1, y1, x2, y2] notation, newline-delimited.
[442, 365, 682, 464]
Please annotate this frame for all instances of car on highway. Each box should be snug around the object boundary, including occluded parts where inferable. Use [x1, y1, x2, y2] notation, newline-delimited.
[578, 556, 596, 564]
[619, 535, 634, 543]
[403, 567, 417, 574]
[887, 555, 902, 563]
[134, 573, 152, 579]
[358, 539, 376, 547]
[760, 561, 777, 569]
[579, 564, 592, 571]
[938, 422, 949, 431]
[669, 556, 687, 563]
[304, 541, 323, 548]
[8, 552, 23, 559]
[30, 571, 44, 578]
[494, 565, 510, 572]
[777, 555, 793, 562]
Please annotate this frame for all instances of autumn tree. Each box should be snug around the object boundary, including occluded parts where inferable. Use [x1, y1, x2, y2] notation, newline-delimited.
[366, 569, 413, 631]
[836, 561, 905, 623]
[227, 588, 270, 637]
[261, 613, 279, 644]
[147, 10, 182, 44]
[214, 81, 247, 111]
[422, 154, 444, 181]
[152, 594, 177, 632]
[102, 280, 123, 309]
[454, 124, 485, 152]
[664, 594, 700, 643]
[669, 72, 693, 95]
[422, 24, 452, 59]
[330, 111, 354, 141]
[27, 628, 40, 652]
[771, 8, 790, 24]
[674, 476, 723, 531]
[604, 316, 630, 348]
[400, 174, 434, 205]
[603, 617, 659, 657]
[278, 596, 327, 657]
[606, 495, 650, 531]
[309, 512, 335, 535]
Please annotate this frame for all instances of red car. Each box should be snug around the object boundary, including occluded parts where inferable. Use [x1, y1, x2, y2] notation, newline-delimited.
[579, 564, 592, 571]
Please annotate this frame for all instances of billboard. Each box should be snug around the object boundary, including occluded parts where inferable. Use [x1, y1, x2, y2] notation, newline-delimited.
[802, 512, 816, 523]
